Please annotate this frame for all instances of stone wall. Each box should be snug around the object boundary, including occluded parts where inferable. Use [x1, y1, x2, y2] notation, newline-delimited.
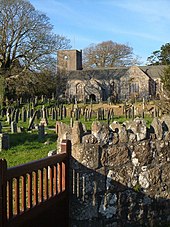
[56, 116, 170, 227]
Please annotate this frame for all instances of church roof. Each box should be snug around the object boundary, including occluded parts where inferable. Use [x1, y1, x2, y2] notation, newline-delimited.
[66, 65, 165, 80]
[139, 65, 165, 79]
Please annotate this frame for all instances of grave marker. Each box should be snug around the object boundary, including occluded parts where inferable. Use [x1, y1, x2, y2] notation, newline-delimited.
[0, 133, 9, 151]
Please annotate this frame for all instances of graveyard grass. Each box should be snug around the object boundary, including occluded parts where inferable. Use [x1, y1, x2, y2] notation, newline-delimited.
[0, 130, 57, 167]
[0, 101, 153, 167]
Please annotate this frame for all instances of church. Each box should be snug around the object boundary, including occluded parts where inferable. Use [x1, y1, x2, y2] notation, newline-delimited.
[57, 49, 164, 102]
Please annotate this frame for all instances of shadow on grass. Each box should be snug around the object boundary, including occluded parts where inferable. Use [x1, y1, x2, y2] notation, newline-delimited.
[9, 132, 57, 147]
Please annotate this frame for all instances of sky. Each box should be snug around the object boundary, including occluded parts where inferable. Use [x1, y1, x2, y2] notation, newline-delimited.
[29, 0, 170, 65]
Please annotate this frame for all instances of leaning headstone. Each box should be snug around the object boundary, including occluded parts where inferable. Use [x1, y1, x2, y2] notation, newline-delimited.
[28, 110, 37, 130]
[11, 121, 17, 133]
[0, 133, 10, 151]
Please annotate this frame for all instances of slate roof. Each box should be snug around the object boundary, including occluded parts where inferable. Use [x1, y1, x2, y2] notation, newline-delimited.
[66, 65, 165, 81]
[139, 65, 165, 79]
[67, 67, 128, 80]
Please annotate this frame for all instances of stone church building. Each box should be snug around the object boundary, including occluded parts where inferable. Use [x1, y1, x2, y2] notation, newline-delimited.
[57, 49, 164, 102]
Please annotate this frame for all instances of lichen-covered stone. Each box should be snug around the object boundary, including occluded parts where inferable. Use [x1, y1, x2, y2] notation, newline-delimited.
[57, 117, 170, 226]
[150, 117, 163, 140]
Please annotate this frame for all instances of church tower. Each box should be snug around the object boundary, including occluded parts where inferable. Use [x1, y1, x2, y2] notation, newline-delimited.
[57, 49, 82, 71]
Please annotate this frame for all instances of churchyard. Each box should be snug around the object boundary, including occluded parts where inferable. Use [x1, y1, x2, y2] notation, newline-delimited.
[0, 95, 158, 167]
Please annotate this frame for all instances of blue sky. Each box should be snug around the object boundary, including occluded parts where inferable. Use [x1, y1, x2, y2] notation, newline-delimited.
[29, 0, 170, 65]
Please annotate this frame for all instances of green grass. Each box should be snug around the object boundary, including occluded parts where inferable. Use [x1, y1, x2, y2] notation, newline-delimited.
[0, 102, 154, 167]
[0, 131, 57, 167]
[60, 115, 153, 129]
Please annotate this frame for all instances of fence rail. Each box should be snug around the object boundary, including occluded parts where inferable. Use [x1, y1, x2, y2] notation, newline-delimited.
[0, 140, 71, 227]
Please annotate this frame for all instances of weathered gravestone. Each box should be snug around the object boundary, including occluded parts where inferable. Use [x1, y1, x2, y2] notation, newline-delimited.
[0, 133, 9, 151]
[22, 107, 27, 122]
[11, 121, 17, 133]
[38, 124, 45, 141]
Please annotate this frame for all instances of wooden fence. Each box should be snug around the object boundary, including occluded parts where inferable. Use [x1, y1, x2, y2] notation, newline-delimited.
[0, 140, 71, 227]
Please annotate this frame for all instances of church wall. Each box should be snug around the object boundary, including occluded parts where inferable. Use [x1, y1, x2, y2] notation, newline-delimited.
[65, 66, 158, 102]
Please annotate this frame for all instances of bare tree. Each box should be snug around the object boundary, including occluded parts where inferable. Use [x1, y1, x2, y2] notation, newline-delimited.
[82, 40, 136, 69]
[0, 0, 71, 74]
[0, 0, 71, 103]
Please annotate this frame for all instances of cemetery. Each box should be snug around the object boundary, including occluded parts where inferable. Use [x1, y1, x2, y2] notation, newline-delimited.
[0, 1, 170, 226]
[0, 94, 158, 166]
[0, 50, 166, 226]
[0, 94, 170, 227]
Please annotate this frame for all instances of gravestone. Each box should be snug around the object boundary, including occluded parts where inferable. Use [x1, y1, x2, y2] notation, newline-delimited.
[75, 108, 79, 120]
[11, 109, 15, 121]
[6, 112, 11, 125]
[55, 109, 58, 121]
[11, 121, 17, 133]
[1, 108, 6, 117]
[63, 106, 67, 118]
[22, 107, 27, 122]
[14, 109, 19, 123]
[27, 109, 30, 118]
[40, 107, 48, 126]
[38, 124, 45, 141]
[0, 133, 9, 151]
[36, 109, 41, 120]
[0, 122, 2, 133]
[28, 110, 37, 130]
[30, 108, 34, 117]
[52, 93, 55, 100]
[35, 96, 38, 106]
[51, 108, 56, 120]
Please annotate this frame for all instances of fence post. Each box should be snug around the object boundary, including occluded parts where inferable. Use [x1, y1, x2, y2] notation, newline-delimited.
[60, 140, 71, 222]
[0, 159, 7, 227]
[61, 139, 71, 190]
[61, 139, 71, 156]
